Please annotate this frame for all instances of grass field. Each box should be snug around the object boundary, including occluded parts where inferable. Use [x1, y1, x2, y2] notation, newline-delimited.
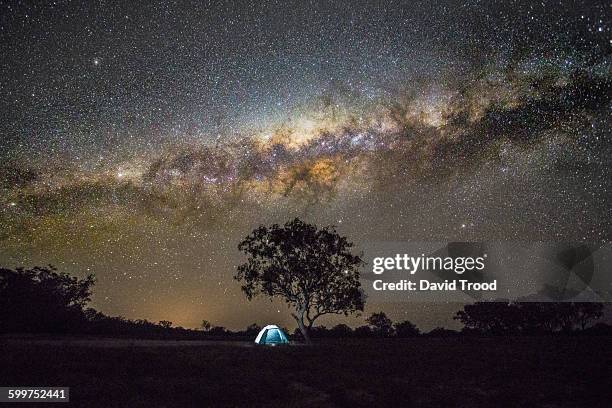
[1, 336, 609, 407]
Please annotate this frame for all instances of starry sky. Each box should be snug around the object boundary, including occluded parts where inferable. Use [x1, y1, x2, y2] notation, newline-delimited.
[1, 0, 610, 330]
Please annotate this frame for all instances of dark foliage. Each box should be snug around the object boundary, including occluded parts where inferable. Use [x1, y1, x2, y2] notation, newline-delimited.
[353, 325, 373, 337]
[454, 301, 605, 335]
[366, 312, 395, 337]
[0, 266, 95, 334]
[394, 320, 421, 337]
[426, 327, 459, 337]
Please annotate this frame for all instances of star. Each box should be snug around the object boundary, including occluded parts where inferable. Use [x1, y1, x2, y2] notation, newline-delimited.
[0, 0, 609, 331]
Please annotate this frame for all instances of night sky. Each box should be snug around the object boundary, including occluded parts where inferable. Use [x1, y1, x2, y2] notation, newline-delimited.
[1, 0, 610, 330]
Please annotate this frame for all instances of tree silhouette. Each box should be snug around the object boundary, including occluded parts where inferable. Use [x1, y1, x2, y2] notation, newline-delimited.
[0, 266, 95, 333]
[244, 323, 262, 337]
[573, 303, 604, 330]
[427, 327, 458, 337]
[366, 312, 394, 337]
[158, 320, 173, 329]
[454, 302, 521, 335]
[353, 325, 372, 337]
[201, 320, 212, 331]
[208, 326, 227, 335]
[235, 218, 365, 343]
[454, 302, 606, 334]
[330, 323, 353, 337]
[394, 320, 420, 337]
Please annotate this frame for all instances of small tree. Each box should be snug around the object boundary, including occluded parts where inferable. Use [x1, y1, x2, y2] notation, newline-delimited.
[158, 320, 173, 329]
[353, 325, 372, 337]
[235, 218, 365, 343]
[244, 323, 261, 336]
[573, 303, 604, 330]
[330, 323, 353, 337]
[394, 320, 420, 337]
[367, 312, 394, 337]
[201, 320, 212, 332]
[208, 326, 227, 336]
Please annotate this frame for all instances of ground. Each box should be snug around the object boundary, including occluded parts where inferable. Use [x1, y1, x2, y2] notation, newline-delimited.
[1, 336, 609, 407]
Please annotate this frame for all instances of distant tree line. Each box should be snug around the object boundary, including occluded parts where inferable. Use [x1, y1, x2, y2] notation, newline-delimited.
[293, 303, 609, 339]
[454, 301, 605, 335]
[1, 266, 610, 339]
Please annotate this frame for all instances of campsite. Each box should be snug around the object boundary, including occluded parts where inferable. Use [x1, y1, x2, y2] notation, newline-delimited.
[1, 335, 609, 407]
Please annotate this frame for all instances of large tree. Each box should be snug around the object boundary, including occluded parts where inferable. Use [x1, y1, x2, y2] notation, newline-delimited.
[0, 265, 95, 333]
[235, 218, 364, 343]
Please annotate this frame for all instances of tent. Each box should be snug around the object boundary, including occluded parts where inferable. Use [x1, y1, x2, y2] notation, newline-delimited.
[254, 324, 289, 345]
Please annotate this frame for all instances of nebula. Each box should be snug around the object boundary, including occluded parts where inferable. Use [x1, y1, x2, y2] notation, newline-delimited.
[2, 55, 609, 240]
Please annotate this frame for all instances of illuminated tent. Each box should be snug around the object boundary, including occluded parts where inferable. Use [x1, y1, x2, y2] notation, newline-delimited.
[254, 324, 289, 345]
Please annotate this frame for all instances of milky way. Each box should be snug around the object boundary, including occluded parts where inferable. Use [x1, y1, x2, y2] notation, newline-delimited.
[1, 1, 610, 330]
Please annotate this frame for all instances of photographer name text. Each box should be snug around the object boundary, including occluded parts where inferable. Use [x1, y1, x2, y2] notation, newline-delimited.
[372, 279, 497, 291]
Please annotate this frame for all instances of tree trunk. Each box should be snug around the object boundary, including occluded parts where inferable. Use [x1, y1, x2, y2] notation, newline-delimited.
[292, 310, 312, 344]
[297, 318, 311, 344]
